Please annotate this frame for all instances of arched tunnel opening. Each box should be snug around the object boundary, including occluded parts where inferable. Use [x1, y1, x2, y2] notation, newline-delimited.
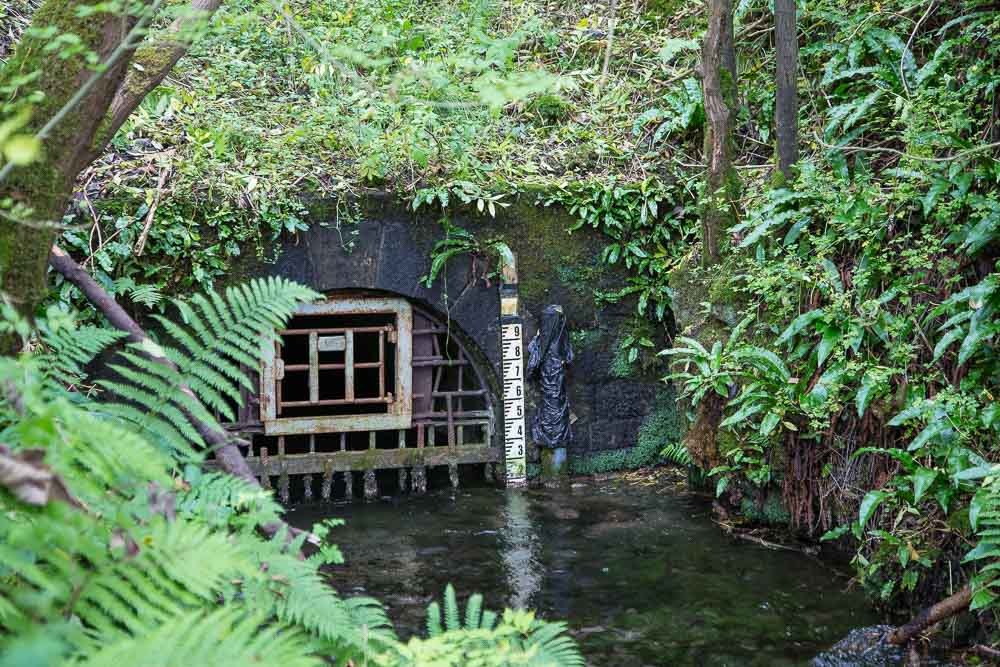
[218, 289, 503, 504]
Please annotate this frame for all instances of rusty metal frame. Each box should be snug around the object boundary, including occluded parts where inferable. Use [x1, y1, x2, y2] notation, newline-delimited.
[222, 297, 501, 500]
[260, 297, 413, 435]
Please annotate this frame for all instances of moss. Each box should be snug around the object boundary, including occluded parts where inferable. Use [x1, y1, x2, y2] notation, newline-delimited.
[0, 0, 131, 314]
[637, 387, 682, 450]
[469, 195, 612, 322]
[570, 388, 681, 475]
[569, 328, 602, 351]
[740, 492, 792, 526]
[609, 344, 634, 379]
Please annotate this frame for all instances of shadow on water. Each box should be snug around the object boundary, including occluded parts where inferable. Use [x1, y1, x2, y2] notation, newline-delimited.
[288, 474, 887, 666]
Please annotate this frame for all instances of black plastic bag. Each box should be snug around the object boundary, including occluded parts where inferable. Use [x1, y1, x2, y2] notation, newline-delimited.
[526, 305, 573, 448]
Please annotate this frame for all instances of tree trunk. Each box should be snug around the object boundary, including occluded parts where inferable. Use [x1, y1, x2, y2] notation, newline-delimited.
[684, 391, 725, 471]
[0, 0, 222, 326]
[774, 0, 798, 181]
[91, 0, 223, 157]
[700, 0, 741, 267]
[0, 0, 145, 319]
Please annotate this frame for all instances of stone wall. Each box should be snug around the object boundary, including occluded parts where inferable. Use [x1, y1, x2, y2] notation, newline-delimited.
[257, 191, 675, 463]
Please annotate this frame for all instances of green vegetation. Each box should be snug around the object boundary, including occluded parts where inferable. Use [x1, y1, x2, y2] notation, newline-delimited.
[658, 0, 1000, 635]
[7, 0, 1000, 655]
[0, 280, 581, 665]
[571, 392, 685, 474]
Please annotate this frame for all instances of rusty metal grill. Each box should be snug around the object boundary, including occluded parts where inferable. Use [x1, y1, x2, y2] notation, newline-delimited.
[221, 296, 501, 503]
[260, 297, 413, 435]
[275, 324, 397, 411]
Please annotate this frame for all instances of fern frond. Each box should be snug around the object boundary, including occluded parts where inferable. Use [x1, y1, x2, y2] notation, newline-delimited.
[444, 583, 461, 632]
[36, 324, 125, 388]
[74, 607, 321, 667]
[426, 601, 443, 637]
[465, 592, 483, 630]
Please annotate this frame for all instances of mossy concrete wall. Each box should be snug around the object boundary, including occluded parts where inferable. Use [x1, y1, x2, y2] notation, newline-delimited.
[255, 191, 674, 463]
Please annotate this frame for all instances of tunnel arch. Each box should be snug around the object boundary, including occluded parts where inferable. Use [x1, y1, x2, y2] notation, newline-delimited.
[226, 289, 503, 503]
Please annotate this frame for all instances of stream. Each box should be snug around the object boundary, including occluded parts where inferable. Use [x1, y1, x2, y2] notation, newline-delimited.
[288, 471, 889, 666]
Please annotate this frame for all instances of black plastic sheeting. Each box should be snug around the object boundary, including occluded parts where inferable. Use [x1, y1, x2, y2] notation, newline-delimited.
[527, 304, 574, 449]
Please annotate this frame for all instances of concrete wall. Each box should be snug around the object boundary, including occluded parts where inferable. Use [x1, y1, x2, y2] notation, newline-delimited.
[260, 192, 674, 463]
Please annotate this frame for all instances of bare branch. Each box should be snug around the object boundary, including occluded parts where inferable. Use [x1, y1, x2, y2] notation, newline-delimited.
[48, 244, 316, 548]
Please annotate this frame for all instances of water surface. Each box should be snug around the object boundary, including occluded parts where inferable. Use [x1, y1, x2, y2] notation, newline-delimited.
[289, 472, 881, 666]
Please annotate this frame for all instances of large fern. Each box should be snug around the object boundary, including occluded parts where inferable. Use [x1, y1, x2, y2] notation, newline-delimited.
[96, 277, 318, 460]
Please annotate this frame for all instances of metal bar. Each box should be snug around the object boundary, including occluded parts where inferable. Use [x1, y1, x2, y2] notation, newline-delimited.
[264, 412, 412, 436]
[260, 446, 271, 489]
[225, 446, 503, 476]
[417, 424, 425, 449]
[279, 325, 394, 336]
[340, 432, 346, 452]
[414, 410, 493, 420]
[344, 330, 355, 401]
[457, 360, 464, 447]
[446, 394, 455, 448]
[415, 418, 492, 426]
[276, 358, 283, 416]
[378, 330, 385, 398]
[279, 396, 392, 408]
[413, 358, 470, 368]
[369, 431, 376, 450]
[283, 362, 383, 372]
[309, 331, 319, 404]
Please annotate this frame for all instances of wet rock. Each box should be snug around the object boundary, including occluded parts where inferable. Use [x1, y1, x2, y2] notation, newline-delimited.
[810, 626, 907, 667]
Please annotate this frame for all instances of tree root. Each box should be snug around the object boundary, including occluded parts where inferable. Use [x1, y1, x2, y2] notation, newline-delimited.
[886, 584, 972, 646]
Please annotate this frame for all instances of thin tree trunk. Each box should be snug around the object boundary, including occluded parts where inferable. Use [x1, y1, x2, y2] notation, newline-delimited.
[700, 0, 740, 267]
[91, 0, 223, 158]
[774, 0, 798, 181]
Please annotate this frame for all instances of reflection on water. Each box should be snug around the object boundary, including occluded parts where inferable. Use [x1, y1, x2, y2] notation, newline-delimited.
[500, 490, 543, 609]
[288, 474, 882, 666]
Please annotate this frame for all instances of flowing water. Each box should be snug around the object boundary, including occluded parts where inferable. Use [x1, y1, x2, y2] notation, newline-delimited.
[288, 471, 888, 666]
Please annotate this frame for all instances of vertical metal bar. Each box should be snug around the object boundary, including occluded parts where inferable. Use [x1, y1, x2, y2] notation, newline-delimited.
[369, 431, 376, 450]
[344, 330, 355, 401]
[428, 424, 435, 447]
[457, 357, 464, 447]
[343, 471, 353, 502]
[378, 330, 385, 398]
[309, 331, 319, 404]
[364, 470, 378, 501]
[321, 460, 333, 501]
[275, 342, 283, 417]
[309, 434, 315, 454]
[340, 432, 346, 452]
